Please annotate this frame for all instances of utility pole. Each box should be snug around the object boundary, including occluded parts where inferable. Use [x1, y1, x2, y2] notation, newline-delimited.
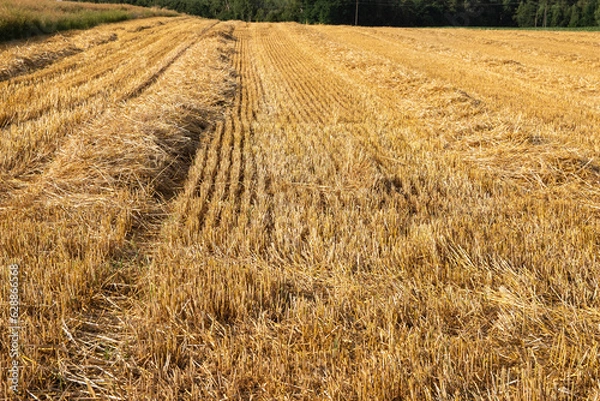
[355, 0, 359, 25]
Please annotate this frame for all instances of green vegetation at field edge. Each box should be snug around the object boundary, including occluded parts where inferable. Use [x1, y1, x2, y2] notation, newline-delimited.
[0, 0, 177, 42]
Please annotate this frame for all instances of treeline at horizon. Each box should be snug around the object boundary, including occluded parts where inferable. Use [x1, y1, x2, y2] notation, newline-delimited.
[75, 0, 600, 27]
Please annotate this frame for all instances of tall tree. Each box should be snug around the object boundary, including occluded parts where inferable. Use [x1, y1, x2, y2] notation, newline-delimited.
[515, 0, 537, 26]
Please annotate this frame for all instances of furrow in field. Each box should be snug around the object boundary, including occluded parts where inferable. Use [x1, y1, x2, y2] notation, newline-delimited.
[206, 29, 250, 238]
[163, 23, 282, 256]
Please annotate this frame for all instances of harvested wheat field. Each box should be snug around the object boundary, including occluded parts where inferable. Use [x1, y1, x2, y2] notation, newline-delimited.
[1, 16, 600, 400]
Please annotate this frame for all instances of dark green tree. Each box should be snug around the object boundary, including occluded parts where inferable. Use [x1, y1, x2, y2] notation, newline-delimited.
[515, 0, 537, 25]
[569, 2, 581, 26]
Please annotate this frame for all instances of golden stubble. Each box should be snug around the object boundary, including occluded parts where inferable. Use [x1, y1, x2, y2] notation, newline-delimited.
[1, 17, 599, 400]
